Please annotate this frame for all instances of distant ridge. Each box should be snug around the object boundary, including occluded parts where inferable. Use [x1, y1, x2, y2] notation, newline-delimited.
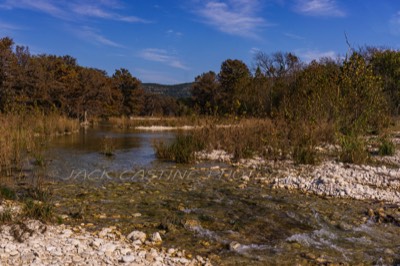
[142, 83, 192, 98]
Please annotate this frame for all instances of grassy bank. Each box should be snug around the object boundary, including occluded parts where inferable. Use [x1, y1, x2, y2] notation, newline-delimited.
[0, 112, 80, 224]
[154, 117, 396, 165]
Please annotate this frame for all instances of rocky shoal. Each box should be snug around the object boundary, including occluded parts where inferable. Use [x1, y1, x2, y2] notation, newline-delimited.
[197, 149, 400, 205]
[0, 220, 211, 266]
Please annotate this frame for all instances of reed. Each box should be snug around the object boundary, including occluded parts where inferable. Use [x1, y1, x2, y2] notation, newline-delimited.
[100, 136, 116, 157]
[154, 134, 205, 163]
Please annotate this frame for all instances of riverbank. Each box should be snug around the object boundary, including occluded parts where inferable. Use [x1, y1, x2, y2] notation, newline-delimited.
[195, 146, 400, 206]
[0, 218, 210, 265]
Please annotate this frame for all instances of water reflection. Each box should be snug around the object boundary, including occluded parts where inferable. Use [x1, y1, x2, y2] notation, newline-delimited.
[46, 127, 175, 179]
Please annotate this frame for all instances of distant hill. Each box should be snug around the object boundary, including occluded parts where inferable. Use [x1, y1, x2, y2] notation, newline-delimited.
[142, 83, 192, 99]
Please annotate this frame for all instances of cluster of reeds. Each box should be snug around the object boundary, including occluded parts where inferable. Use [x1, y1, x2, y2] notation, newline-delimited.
[154, 134, 205, 163]
[107, 115, 213, 128]
[153, 117, 394, 165]
[100, 136, 116, 157]
[0, 112, 79, 224]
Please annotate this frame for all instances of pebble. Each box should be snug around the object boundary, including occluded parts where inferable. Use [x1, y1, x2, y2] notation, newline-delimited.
[151, 232, 162, 243]
[121, 255, 135, 263]
[127, 231, 146, 243]
[229, 241, 241, 251]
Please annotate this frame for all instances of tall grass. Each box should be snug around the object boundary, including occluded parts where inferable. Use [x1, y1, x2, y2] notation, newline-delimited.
[378, 136, 396, 156]
[152, 118, 336, 164]
[0, 112, 79, 176]
[0, 112, 69, 223]
[107, 116, 197, 128]
[100, 136, 115, 157]
[154, 134, 205, 163]
[339, 134, 369, 164]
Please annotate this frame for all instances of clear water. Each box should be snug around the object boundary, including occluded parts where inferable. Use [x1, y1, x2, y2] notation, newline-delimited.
[44, 127, 400, 265]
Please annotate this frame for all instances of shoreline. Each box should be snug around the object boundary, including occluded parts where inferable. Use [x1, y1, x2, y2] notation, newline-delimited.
[196, 149, 400, 206]
[0, 220, 210, 265]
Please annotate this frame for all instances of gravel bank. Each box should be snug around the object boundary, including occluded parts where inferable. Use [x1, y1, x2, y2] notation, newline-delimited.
[271, 160, 400, 204]
[197, 149, 400, 205]
[0, 220, 210, 266]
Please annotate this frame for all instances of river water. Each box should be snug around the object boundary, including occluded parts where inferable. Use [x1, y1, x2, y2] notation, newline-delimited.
[44, 127, 400, 265]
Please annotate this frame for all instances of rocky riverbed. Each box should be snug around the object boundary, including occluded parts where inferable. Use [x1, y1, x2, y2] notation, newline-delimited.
[0, 219, 210, 266]
[2, 134, 400, 265]
[197, 146, 400, 205]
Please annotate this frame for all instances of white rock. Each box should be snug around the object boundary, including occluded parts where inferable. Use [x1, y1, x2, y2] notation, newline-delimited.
[229, 241, 241, 251]
[121, 255, 136, 263]
[151, 232, 162, 243]
[167, 248, 176, 254]
[100, 243, 117, 253]
[241, 175, 250, 182]
[127, 231, 146, 243]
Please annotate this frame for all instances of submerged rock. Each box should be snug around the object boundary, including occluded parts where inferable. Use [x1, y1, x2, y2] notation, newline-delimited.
[229, 241, 241, 251]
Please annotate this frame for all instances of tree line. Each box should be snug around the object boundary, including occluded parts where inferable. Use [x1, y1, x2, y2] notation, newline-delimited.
[0, 37, 185, 118]
[191, 48, 400, 136]
[1, 36, 400, 137]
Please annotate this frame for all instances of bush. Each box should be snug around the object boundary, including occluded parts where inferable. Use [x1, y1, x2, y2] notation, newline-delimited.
[378, 137, 395, 156]
[0, 186, 17, 200]
[0, 207, 13, 223]
[22, 200, 53, 221]
[293, 140, 318, 165]
[154, 134, 205, 163]
[339, 135, 369, 164]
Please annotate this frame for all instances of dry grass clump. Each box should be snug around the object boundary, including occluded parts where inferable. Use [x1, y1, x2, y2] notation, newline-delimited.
[154, 134, 205, 163]
[108, 116, 192, 128]
[153, 117, 341, 164]
[0, 112, 79, 176]
[107, 115, 230, 129]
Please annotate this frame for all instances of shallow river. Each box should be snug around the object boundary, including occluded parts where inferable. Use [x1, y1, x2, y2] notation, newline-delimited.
[44, 126, 400, 265]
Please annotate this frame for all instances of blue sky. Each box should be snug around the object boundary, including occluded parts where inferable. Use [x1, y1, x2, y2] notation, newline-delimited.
[0, 0, 399, 84]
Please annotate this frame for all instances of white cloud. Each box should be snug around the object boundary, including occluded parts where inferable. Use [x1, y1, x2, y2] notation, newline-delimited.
[390, 11, 400, 35]
[284, 32, 305, 40]
[0, 21, 21, 31]
[70, 4, 150, 23]
[193, 0, 267, 38]
[75, 26, 124, 48]
[0, 0, 66, 18]
[0, 0, 149, 23]
[249, 47, 261, 54]
[294, 0, 346, 17]
[166, 29, 183, 37]
[139, 48, 189, 70]
[300, 49, 337, 62]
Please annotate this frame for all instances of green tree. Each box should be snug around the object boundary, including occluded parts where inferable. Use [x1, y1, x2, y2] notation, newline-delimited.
[218, 59, 252, 115]
[253, 51, 302, 117]
[370, 49, 400, 115]
[0, 37, 17, 111]
[288, 58, 340, 124]
[191, 71, 219, 115]
[112, 68, 143, 116]
[338, 52, 388, 135]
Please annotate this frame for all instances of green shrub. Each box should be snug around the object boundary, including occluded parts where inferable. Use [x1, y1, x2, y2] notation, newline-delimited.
[154, 134, 205, 163]
[293, 140, 318, 165]
[0, 186, 17, 200]
[22, 199, 53, 221]
[339, 135, 369, 164]
[0, 207, 13, 223]
[378, 137, 395, 156]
